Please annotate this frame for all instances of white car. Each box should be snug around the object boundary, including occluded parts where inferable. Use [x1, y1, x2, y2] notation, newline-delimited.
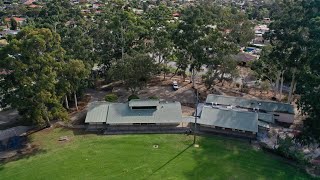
[172, 81, 179, 91]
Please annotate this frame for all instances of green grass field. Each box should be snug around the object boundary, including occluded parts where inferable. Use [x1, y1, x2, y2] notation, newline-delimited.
[0, 128, 314, 180]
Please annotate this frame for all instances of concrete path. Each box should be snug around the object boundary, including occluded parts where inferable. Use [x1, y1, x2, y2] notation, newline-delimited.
[0, 109, 20, 128]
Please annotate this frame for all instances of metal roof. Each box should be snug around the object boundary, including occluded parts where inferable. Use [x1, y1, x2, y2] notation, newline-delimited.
[206, 94, 294, 114]
[198, 106, 258, 133]
[85, 102, 109, 123]
[258, 101, 294, 114]
[258, 112, 274, 123]
[85, 101, 182, 124]
[107, 102, 182, 124]
[206, 94, 255, 108]
[258, 120, 270, 129]
[128, 99, 160, 107]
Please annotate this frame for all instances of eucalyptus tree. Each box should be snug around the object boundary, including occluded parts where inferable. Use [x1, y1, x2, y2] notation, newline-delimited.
[144, 5, 174, 79]
[266, 0, 309, 102]
[109, 52, 158, 94]
[92, 2, 149, 75]
[0, 28, 68, 126]
[295, 0, 320, 141]
[174, 3, 253, 87]
[61, 59, 90, 111]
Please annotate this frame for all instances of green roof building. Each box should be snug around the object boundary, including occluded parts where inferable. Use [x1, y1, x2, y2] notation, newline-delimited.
[205, 94, 294, 123]
[85, 100, 183, 125]
[198, 106, 258, 133]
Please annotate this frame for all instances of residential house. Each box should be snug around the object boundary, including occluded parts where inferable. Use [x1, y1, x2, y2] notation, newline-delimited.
[4, 17, 27, 28]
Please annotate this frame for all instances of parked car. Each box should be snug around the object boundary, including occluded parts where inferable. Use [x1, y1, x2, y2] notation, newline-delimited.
[172, 81, 179, 91]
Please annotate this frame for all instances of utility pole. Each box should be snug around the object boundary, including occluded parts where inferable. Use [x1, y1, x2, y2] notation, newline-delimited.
[193, 89, 199, 145]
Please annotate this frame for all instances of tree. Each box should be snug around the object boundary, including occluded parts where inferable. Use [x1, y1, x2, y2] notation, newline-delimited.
[60, 26, 94, 63]
[0, 28, 68, 126]
[295, 0, 320, 141]
[173, 3, 252, 87]
[266, 0, 310, 103]
[62, 59, 90, 111]
[109, 53, 157, 93]
[145, 5, 173, 80]
[10, 17, 18, 30]
[259, 0, 320, 141]
[250, 45, 280, 97]
[91, 5, 148, 76]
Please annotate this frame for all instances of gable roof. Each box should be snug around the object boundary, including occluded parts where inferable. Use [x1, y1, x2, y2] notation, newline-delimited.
[85, 102, 109, 123]
[85, 101, 182, 124]
[198, 106, 258, 133]
[206, 94, 294, 114]
[107, 101, 182, 124]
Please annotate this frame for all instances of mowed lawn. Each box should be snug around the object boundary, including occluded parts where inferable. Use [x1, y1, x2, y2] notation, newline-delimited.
[0, 128, 314, 180]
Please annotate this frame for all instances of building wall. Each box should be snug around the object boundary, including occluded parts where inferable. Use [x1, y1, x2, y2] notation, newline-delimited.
[104, 124, 190, 134]
[273, 112, 294, 123]
[196, 124, 257, 139]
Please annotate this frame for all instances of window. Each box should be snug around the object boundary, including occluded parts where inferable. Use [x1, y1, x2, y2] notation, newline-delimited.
[132, 106, 157, 110]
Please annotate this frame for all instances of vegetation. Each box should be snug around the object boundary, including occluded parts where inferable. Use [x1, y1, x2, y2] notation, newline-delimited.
[110, 53, 157, 93]
[0, 0, 319, 142]
[9, 17, 17, 30]
[0, 128, 312, 179]
[104, 93, 118, 102]
[277, 137, 309, 165]
[0, 28, 68, 126]
[256, 0, 320, 141]
[128, 94, 140, 101]
[148, 96, 159, 100]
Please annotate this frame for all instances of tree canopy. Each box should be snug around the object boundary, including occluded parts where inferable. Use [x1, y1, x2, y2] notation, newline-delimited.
[0, 28, 68, 126]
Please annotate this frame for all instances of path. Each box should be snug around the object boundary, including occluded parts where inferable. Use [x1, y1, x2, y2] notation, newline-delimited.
[0, 109, 20, 129]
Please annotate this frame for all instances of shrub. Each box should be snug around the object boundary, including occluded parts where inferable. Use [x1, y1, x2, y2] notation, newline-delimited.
[104, 93, 118, 102]
[276, 137, 309, 165]
[260, 80, 271, 92]
[148, 96, 159, 100]
[128, 94, 139, 101]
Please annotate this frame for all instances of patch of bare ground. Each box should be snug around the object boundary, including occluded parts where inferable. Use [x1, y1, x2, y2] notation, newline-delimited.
[182, 106, 194, 116]
[0, 142, 44, 164]
[68, 95, 91, 116]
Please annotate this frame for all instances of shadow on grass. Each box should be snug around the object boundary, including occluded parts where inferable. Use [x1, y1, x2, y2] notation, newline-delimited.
[0, 137, 47, 171]
[183, 136, 313, 180]
[145, 143, 193, 179]
[70, 128, 100, 136]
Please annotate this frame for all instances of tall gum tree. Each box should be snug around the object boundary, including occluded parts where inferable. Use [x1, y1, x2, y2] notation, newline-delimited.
[0, 28, 68, 126]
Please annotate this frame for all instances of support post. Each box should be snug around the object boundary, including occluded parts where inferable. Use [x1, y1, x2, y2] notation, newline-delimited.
[193, 89, 199, 145]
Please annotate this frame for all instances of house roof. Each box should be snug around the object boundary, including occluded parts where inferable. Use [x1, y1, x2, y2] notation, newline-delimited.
[5, 17, 26, 22]
[198, 106, 258, 133]
[85, 101, 182, 124]
[128, 99, 159, 107]
[205, 94, 294, 114]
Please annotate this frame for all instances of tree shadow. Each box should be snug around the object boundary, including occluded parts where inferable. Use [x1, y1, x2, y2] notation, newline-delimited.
[183, 136, 313, 179]
[145, 143, 193, 179]
[0, 136, 47, 171]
